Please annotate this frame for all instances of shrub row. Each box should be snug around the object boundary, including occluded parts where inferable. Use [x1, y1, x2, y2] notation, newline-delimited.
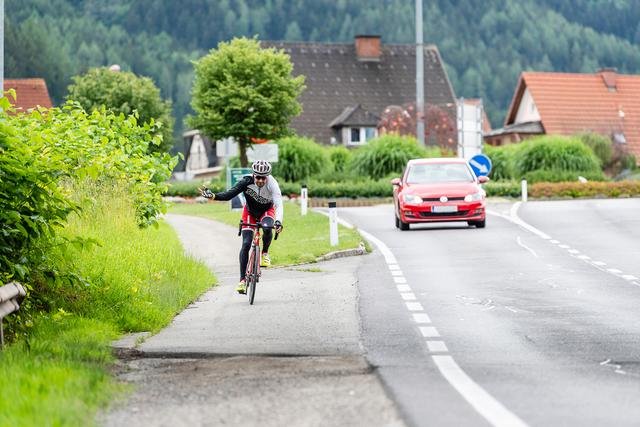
[530, 180, 640, 198]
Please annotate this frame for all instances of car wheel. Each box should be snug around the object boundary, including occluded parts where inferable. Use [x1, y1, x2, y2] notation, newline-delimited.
[399, 218, 410, 231]
[475, 219, 486, 228]
[395, 214, 400, 229]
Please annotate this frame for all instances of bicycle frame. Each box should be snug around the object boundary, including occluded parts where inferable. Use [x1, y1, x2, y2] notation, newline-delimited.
[239, 221, 278, 305]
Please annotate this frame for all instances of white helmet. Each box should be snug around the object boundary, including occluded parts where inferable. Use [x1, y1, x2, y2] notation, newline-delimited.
[252, 160, 272, 176]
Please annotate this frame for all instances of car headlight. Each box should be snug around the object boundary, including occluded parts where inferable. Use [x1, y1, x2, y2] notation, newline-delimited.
[464, 192, 483, 202]
[403, 194, 423, 204]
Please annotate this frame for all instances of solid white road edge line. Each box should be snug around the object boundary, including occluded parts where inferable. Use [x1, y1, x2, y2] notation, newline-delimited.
[358, 226, 528, 427]
[432, 355, 529, 427]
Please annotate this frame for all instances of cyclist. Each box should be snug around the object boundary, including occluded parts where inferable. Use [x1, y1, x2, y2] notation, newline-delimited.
[199, 160, 283, 294]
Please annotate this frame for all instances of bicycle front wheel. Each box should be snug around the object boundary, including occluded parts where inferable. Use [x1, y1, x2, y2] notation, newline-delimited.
[248, 246, 259, 305]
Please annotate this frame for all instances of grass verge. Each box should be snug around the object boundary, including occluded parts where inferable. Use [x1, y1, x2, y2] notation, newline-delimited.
[0, 189, 215, 426]
[169, 201, 367, 265]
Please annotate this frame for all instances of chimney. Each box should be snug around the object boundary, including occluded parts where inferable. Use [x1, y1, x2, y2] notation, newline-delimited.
[598, 68, 617, 91]
[355, 35, 381, 62]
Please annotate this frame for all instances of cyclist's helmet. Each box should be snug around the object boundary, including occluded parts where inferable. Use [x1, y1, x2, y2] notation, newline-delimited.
[252, 160, 272, 176]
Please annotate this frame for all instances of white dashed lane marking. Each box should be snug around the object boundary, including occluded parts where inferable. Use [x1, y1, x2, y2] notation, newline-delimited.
[355, 227, 529, 427]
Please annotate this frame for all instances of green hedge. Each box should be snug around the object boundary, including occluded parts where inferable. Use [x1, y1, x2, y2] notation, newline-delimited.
[272, 136, 329, 182]
[349, 134, 439, 178]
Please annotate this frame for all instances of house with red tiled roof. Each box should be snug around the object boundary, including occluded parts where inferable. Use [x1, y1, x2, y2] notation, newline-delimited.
[484, 69, 640, 162]
[4, 79, 53, 112]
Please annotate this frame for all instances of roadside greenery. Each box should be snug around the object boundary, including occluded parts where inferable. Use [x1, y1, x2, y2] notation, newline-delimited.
[169, 202, 365, 265]
[0, 93, 215, 425]
[166, 132, 639, 201]
[67, 67, 174, 152]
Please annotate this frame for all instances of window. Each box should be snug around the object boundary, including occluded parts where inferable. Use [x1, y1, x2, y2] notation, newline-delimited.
[406, 163, 474, 184]
[350, 128, 361, 143]
[365, 127, 377, 140]
[347, 127, 378, 145]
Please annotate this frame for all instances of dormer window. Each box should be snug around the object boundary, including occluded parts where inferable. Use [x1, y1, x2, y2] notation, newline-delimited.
[348, 127, 377, 145]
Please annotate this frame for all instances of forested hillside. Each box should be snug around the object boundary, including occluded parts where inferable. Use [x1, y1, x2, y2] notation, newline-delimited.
[7, 0, 640, 142]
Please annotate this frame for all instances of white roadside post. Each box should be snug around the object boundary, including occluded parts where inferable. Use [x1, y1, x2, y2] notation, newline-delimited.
[300, 185, 308, 216]
[521, 179, 528, 202]
[328, 201, 339, 246]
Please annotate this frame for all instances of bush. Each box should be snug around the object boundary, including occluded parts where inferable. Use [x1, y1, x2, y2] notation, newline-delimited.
[0, 94, 176, 336]
[483, 181, 521, 197]
[516, 135, 601, 176]
[328, 146, 352, 173]
[349, 134, 430, 178]
[280, 178, 393, 198]
[272, 136, 328, 182]
[576, 132, 612, 168]
[530, 180, 640, 198]
[484, 144, 520, 180]
[522, 169, 605, 184]
[164, 179, 226, 197]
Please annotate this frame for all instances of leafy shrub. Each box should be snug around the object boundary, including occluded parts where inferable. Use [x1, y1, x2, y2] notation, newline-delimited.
[272, 136, 328, 182]
[280, 178, 393, 198]
[530, 180, 640, 198]
[349, 134, 430, 178]
[0, 94, 176, 334]
[576, 132, 612, 168]
[522, 169, 605, 184]
[484, 144, 520, 180]
[328, 146, 351, 173]
[164, 179, 226, 197]
[483, 181, 521, 197]
[516, 135, 601, 175]
[621, 153, 637, 170]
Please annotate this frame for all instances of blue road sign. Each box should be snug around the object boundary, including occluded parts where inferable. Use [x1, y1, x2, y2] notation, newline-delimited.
[469, 154, 492, 177]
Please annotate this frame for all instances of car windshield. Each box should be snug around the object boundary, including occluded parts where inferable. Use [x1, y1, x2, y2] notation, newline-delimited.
[406, 163, 474, 184]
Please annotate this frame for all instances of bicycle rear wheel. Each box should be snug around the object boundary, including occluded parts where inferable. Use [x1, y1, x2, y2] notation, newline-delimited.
[248, 246, 259, 305]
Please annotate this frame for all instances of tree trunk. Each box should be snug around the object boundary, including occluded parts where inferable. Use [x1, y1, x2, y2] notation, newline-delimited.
[239, 139, 248, 167]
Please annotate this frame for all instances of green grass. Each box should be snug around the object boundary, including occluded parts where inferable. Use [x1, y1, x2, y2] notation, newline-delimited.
[0, 189, 215, 426]
[169, 201, 366, 265]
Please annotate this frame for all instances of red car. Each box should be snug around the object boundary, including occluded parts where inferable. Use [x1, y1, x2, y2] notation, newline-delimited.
[392, 158, 488, 230]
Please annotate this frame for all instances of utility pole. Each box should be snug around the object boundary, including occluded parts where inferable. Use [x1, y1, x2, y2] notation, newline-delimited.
[415, 0, 425, 146]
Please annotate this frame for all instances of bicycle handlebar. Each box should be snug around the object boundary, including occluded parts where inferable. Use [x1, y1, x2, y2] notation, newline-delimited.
[238, 221, 280, 240]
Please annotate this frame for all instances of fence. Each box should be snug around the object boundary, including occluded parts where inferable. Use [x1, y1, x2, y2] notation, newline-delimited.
[0, 282, 26, 348]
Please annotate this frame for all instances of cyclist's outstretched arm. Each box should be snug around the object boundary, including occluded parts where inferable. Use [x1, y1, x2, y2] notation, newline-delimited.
[206, 176, 251, 201]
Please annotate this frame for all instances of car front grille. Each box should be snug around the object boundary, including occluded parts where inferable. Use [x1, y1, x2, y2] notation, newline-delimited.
[423, 197, 465, 202]
[419, 210, 469, 218]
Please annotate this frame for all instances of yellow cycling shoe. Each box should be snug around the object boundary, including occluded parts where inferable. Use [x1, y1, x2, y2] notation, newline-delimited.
[236, 279, 247, 294]
[261, 253, 271, 268]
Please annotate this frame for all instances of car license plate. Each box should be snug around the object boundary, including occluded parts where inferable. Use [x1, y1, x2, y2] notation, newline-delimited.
[432, 205, 458, 213]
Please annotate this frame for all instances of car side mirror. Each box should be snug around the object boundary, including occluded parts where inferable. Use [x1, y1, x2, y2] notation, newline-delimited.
[478, 176, 490, 184]
[391, 178, 401, 186]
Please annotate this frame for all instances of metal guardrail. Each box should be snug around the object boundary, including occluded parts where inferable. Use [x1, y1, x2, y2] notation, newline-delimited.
[0, 282, 26, 348]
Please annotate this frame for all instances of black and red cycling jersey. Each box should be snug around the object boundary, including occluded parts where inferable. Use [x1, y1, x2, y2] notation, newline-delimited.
[214, 175, 284, 223]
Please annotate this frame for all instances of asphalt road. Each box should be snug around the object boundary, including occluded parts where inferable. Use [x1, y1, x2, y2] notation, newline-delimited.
[337, 198, 640, 427]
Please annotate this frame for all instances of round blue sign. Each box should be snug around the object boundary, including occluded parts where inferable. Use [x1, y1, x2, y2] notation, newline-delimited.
[469, 154, 492, 177]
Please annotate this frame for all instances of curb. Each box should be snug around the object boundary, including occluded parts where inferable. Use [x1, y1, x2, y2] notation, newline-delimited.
[315, 242, 367, 262]
[111, 332, 151, 359]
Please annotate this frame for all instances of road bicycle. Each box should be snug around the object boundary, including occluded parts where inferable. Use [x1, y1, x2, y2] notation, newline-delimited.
[238, 220, 279, 305]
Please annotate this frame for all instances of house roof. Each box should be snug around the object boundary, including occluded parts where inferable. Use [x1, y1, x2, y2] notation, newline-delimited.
[504, 71, 640, 158]
[4, 79, 53, 112]
[484, 120, 544, 137]
[261, 40, 457, 144]
[328, 104, 380, 128]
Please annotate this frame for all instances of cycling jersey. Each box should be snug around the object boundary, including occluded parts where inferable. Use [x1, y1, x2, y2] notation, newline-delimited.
[214, 175, 284, 223]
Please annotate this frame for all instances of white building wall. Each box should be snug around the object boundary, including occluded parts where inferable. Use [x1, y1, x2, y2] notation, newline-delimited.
[514, 88, 541, 124]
